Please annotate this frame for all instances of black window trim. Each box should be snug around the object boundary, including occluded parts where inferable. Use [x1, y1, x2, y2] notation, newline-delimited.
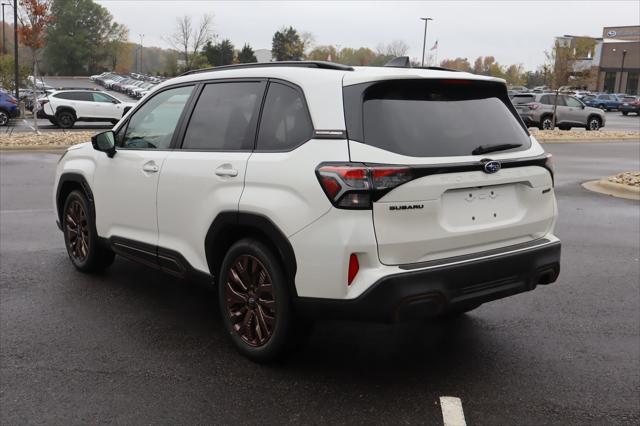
[113, 81, 198, 152]
[175, 77, 268, 153]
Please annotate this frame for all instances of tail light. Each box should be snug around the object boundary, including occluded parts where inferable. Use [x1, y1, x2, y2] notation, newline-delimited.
[7, 97, 17, 105]
[316, 164, 414, 209]
[525, 103, 539, 110]
[544, 153, 554, 184]
[39, 99, 49, 106]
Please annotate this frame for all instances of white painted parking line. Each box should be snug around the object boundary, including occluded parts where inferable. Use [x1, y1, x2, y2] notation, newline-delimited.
[440, 396, 466, 426]
[22, 119, 35, 131]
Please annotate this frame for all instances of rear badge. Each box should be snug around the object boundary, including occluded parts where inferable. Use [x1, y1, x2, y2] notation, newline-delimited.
[483, 160, 501, 174]
[389, 204, 424, 211]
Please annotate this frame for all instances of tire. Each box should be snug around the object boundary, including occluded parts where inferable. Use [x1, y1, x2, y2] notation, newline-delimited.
[539, 115, 554, 130]
[218, 238, 297, 363]
[56, 111, 75, 129]
[0, 110, 9, 126]
[62, 190, 115, 272]
[586, 116, 601, 131]
[622, 111, 628, 116]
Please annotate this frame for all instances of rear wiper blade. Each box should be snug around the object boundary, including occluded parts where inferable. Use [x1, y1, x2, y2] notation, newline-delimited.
[472, 143, 522, 155]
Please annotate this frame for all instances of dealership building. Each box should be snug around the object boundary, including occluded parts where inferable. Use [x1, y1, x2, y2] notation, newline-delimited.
[596, 26, 640, 94]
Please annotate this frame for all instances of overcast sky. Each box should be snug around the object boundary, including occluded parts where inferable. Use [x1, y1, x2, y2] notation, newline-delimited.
[96, 0, 639, 70]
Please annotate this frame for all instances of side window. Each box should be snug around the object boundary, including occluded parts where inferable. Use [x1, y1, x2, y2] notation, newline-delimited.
[93, 93, 116, 103]
[540, 95, 565, 106]
[182, 82, 264, 150]
[256, 82, 313, 151]
[120, 85, 193, 150]
[75, 92, 93, 102]
[565, 96, 582, 108]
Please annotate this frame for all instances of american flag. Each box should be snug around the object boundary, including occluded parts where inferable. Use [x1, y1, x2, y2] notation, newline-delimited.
[430, 40, 438, 51]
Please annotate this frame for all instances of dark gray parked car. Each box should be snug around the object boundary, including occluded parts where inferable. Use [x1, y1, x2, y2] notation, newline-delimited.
[512, 93, 606, 130]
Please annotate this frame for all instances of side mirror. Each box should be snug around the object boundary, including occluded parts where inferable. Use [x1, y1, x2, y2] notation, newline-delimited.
[91, 130, 116, 158]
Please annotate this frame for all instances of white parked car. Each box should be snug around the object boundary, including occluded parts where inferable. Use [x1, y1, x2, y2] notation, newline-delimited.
[38, 89, 135, 128]
[53, 61, 561, 362]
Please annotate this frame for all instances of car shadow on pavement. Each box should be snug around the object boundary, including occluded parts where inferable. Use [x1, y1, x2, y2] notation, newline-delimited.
[85, 255, 500, 381]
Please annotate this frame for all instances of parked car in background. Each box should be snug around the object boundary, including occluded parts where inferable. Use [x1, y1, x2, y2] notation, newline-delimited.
[531, 86, 550, 93]
[508, 85, 528, 93]
[619, 96, 640, 115]
[583, 93, 622, 111]
[572, 90, 591, 99]
[512, 93, 605, 130]
[0, 91, 20, 126]
[37, 89, 135, 128]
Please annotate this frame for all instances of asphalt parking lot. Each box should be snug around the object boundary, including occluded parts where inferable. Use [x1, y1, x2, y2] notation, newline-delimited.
[1, 142, 639, 424]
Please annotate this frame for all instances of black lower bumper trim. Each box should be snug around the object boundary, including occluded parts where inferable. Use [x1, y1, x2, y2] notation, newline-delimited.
[295, 241, 561, 322]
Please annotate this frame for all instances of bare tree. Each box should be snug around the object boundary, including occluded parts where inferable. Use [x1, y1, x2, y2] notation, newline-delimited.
[168, 14, 213, 71]
[376, 40, 409, 58]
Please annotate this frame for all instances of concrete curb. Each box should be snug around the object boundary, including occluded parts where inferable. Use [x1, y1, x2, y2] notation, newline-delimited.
[582, 180, 640, 201]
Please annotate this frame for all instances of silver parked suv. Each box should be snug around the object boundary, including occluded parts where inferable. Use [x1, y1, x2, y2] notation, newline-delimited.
[512, 93, 605, 130]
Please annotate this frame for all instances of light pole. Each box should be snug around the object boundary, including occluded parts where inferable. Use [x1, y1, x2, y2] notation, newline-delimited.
[13, 0, 17, 99]
[420, 17, 433, 67]
[139, 33, 144, 74]
[618, 49, 627, 93]
[1, 2, 11, 55]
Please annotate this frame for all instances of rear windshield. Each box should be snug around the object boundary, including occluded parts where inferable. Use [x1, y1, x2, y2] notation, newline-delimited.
[348, 79, 530, 157]
[512, 94, 535, 104]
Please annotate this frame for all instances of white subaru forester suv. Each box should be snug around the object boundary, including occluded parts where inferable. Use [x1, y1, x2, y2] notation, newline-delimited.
[53, 60, 561, 362]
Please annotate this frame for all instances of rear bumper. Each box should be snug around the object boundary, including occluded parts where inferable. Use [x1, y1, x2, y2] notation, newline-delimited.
[620, 105, 640, 113]
[295, 239, 561, 322]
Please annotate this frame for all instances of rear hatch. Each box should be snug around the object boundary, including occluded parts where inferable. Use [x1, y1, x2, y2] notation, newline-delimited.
[511, 93, 537, 114]
[342, 78, 555, 266]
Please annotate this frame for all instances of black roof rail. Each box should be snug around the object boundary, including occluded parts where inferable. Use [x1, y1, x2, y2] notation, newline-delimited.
[179, 61, 354, 76]
[53, 87, 101, 91]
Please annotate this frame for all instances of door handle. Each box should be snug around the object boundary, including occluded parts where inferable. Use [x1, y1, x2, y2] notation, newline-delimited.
[142, 161, 159, 173]
[215, 164, 238, 177]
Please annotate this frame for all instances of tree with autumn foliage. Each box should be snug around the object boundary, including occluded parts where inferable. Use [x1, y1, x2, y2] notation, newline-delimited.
[19, 0, 53, 133]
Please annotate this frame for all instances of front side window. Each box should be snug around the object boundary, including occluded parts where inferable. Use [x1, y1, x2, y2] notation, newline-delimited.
[564, 96, 583, 108]
[93, 93, 117, 103]
[256, 82, 313, 151]
[182, 82, 264, 150]
[120, 85, 193, 150]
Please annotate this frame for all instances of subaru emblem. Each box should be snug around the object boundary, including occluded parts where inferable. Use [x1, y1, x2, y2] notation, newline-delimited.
[483, 160, 501, 174]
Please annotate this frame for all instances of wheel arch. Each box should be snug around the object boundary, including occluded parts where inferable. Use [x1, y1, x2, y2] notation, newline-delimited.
[55, 106, 77, 118]
[56, 173, 95, 227]
[205, 212, 298, 297]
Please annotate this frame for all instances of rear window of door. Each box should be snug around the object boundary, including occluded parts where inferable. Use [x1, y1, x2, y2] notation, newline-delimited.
[181, 81, 265, 151]
[346, 79, 530, 157]
[55, 92, 91, 101]
[256, 82, 313, 151]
